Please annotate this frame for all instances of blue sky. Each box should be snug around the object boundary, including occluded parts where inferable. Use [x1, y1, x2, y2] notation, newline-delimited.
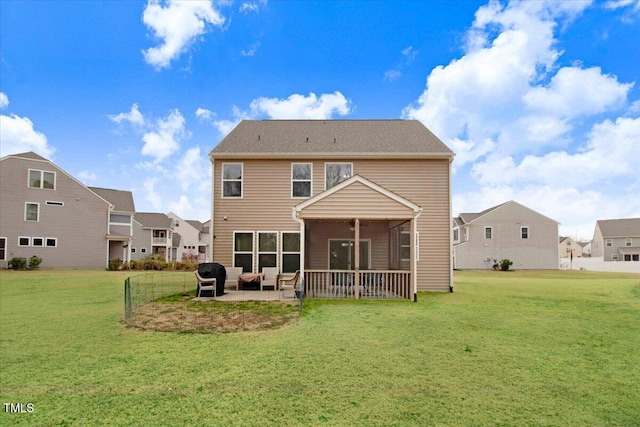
[1, 0, 639, 240]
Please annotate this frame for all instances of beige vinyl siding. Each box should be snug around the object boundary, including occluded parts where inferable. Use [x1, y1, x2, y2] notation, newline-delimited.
[0, 157, 110, 268]
[212, 158, 452, 290]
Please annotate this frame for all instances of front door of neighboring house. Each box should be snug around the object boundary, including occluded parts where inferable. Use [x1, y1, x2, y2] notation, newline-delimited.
[328, 239, 370, 270]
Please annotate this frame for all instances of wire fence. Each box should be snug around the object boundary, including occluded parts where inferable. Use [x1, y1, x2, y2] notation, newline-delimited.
[124, 271, 303, 333]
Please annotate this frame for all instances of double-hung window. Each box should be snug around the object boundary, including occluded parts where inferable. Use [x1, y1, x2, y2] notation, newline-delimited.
[282, 232, 301, 273]
[234, 232, 254, 272]
[325, 163, 352, 190]
[258, 232, 278, 272]
[485, 226, 493, 239]
[521, 226, 529, 239]
[625, 238, 632, 247]
[25, 203, 39, 222]
[292, 163, 312, 198]
[222, 163, 243, 198]
[29, 169, 55, 189]
[0, 238, 6, 261]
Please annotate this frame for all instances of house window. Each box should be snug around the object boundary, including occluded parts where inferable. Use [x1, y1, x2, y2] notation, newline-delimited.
[612, 254, 619, 261]
[222, 163, 243, 198]
[485, 227, 493, 239]
[46, 201, 64, 206]
[292, 163, 312, 198]
[282, 232, 300, 273]
[28, 169, 56, 189]
[19, 237, 30, 247]
[234, 232, 254, 272]
[110, 214, 131, 224]
[400, 230, 411, 261]
[633, 254, 639, 261]
[0, 238, 6, 261]
[625, 238, 632, 247]
[521, 226, 529, 239]
[46, 238, 57, 247]
[453, 229, 459, 242]
[624, 254, 631, 261]
[325, 163, 352, 189]
[140, 248, 147, 253]
[258, 232, 278, 272]
[606, 239, 612, 247]
[32, 237, 44, 247]
[131, 247, 136, 253]
[25, 203, 39, 222]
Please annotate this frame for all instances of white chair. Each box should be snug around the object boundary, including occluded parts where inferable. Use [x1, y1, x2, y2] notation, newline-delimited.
[195, 271, 217, 298]
[260, 267, 279, 291]
[279, 270, 300, 299]
[225, 267, 243, 291]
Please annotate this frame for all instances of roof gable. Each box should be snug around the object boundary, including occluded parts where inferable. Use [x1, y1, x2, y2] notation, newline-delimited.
[89, 187, 135, 212]
[135, 212, 173, 229]
[456, 200, 558, 225]
[294, 175, 421, 220]
[211, 120, 454, 159]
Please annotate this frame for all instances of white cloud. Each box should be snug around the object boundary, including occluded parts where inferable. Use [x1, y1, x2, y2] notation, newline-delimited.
[142, 0, 225, 70]
[524, 67, 632, 118]
[241, 41, 261, 57]
[141, 109, 187, 162]
[0, 113, 54, 159]
[249, 91, 353, 119]
[108, 103, 145, 127]
[142, 177, 163, 210]
[240, 2, 260, 14]
[175, 146, 210, 191]
[195, 107, 214, 121]
[384, 46, 418, 82]
[0, 92, 8, 109]
[211, 92, 353, 137]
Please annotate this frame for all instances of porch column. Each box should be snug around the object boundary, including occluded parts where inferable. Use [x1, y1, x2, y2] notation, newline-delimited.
[354, 218, 360, 299]
[411, 216, 418, 302]
[299, 217, 305, 284]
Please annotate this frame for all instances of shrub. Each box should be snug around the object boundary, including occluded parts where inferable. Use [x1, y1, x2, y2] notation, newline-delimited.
[108, 258, 122, 271]
[499, 259, 513, 271]
[8, 256, 27, 270]
[28, 255, 43, 270]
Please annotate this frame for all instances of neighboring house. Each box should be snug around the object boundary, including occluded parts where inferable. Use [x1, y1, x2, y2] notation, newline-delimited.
[581, 241, 592, 257]
[591, 218, 640, 262]
[209, 119, 455, 297]
[131, 213, 176, 262]
[559, 236, 583, 259]
[165, 212, 210, 262]
[186, 219, 211, 262]
[453, 200, 559, 270]
[89, 187, 136, 263]
[0, 151, 129, 268]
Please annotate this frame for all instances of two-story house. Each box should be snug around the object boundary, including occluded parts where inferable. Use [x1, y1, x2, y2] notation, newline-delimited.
[131, 213, 175, 262]
[187, 219, 211, 262]
[167, 212, 210, 262]
[0, 151, 131, 268]
[209, 119, 455, 299]
[453, 200, 559, 270]
[559, 236, 583, 259]
[591, 218, 640, 262]
[89, 187, 136, 264]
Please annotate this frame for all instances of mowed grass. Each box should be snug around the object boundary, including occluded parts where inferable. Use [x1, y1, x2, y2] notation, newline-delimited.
[1, 269, 639, 426]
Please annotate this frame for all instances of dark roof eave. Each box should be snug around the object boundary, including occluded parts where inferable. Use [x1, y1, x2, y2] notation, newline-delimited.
[209, 152, 455, 160]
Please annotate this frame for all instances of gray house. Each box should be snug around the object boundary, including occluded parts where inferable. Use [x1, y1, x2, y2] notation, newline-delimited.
[0, 151, 132, 268]
[210, 119, 455, 297]
[591, 218, 640, 262]
[89, 187, 136, 264]
[453, 200, 559, 270]
[131, 212, 176, 262]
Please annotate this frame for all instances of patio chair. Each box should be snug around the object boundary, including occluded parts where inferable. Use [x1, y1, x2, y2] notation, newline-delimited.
[279, 270, 300, 299]
[225, 267, 243, 291]
[260, 267, 279, 291]
[195, 271, 217, 298]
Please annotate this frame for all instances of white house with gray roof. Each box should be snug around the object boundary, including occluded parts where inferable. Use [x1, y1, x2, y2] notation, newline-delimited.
[131, 212, 176, 262]
[591, 218, 640, 262]
[453, 200, 559, 270]
[0, 151, 134, 268]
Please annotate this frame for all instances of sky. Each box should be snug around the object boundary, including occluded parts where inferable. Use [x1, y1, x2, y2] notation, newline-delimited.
[1, 0, 639, 241]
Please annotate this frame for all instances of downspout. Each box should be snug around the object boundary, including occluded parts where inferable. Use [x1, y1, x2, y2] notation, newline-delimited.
[210, 158, 215, 262]
[449, 157, 454, 293]
[292, 208, 305, 296]
[413, 207, 423, 302]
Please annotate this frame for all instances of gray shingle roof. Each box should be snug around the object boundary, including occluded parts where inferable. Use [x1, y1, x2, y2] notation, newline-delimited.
[135, 212, 173, 229]
[596, 218, 640, 237]
[89, 187, 136, 212]
[210, 120, 454, 158]
[186, 220, 203, 232]
[1, 151, 50, 161]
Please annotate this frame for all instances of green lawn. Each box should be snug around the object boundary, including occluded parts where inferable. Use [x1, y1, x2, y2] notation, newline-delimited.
[1, 269, 639, 426]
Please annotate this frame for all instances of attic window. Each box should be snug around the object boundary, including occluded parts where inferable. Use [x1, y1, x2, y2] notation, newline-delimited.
[46, 201, 64, 206]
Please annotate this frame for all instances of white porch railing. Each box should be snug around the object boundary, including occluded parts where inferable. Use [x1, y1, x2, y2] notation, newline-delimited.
[304, 270, 411, 300]
[152, 237, 169, 245]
